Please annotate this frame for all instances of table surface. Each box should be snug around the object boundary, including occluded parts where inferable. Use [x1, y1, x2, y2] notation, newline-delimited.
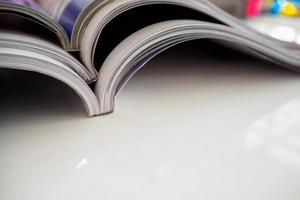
[0, 42, 299, 200]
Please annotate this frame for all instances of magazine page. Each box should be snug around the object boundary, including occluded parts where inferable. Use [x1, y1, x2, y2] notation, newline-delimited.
[34, 0, 93, 36]
[0, 32, 98, 81]
[0, 0, 71, 48]
[0, 31, 100, 116]
[78, 0, 281, 71]
[94, 20, 300, 114]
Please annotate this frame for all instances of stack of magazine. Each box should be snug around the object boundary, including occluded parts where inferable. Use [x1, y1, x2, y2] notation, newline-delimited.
[0, 0, 300, 117]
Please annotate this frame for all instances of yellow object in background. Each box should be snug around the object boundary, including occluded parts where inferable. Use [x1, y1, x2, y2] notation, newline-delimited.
[281, 2, 299, 16]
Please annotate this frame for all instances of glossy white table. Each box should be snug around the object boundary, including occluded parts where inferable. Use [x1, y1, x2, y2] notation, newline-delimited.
[0, 43, 299, 200]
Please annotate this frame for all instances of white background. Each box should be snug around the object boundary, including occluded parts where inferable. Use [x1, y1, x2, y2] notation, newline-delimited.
[0, 42, 299, 200]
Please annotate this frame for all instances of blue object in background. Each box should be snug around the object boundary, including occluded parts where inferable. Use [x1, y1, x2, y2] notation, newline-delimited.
[270, 0, 300, 15]
[271, 0, 281, 14]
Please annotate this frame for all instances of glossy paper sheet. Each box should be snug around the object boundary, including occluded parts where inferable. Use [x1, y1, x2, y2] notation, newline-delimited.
[0, 0, 93, 36]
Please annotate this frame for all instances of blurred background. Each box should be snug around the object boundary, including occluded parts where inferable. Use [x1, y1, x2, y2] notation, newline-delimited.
[213, 0, 300, 44]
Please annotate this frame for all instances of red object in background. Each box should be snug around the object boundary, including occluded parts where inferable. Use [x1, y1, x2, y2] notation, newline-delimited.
[246, 0, 264, 16]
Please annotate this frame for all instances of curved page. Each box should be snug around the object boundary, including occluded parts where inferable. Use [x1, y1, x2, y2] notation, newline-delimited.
[0, 38, 100, 116]
[95, 20, 300, 114]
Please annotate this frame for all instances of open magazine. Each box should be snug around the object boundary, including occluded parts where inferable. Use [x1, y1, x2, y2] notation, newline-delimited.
[0, 0, 300, 116]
